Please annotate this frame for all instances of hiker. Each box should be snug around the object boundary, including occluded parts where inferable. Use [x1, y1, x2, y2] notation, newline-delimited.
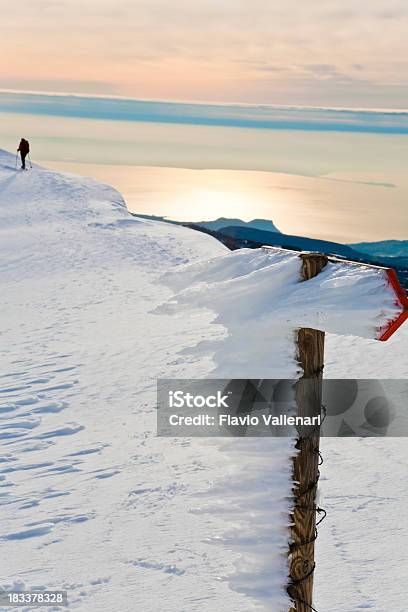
[17, 138, 30, 170]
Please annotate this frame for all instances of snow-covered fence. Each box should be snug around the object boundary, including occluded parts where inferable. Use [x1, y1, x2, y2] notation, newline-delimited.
[163, 243, 408, 611]
[260, 247, 408, 612]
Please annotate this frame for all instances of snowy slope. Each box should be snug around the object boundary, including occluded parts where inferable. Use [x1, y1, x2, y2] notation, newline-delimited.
[315, 327, 408, 610]
[0, 151, 293, 612]
[1, 149, 407, 612]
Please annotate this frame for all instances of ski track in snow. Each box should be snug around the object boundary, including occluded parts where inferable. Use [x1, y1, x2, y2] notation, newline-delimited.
[1, 150, 407, 611]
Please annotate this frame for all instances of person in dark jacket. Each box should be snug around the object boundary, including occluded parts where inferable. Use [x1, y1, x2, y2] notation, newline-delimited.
[17, 138, 30, 170]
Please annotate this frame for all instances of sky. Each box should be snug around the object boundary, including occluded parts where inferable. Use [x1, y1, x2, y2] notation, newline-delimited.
[1, 0, 408, 108]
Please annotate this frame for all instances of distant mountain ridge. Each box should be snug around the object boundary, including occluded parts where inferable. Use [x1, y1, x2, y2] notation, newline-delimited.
[218, 225, 361, 258]
[194, 217, 281, 233]
[350, 240, 408, 258]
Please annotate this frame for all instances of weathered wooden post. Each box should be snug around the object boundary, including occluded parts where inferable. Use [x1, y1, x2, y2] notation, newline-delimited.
[282, 250, 408, 611]
[288, 253, 327, 612]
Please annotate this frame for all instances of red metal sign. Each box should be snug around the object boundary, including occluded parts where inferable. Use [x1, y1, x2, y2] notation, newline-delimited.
[378, 268, 408, 341]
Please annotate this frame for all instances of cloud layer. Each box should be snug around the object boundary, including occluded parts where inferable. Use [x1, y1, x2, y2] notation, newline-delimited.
[1, 91, 407, 133]
[1, 1, 408, 107]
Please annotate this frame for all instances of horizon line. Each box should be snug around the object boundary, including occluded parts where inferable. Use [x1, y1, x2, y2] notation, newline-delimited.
[1, 88, 408, 115]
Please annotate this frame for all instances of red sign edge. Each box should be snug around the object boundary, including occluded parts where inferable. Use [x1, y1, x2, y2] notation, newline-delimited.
[378, 268, 408, 341]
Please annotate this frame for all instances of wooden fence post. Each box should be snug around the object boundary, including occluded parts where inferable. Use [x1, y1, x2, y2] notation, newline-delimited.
[258, 245, 407, 609]
[288, 252, 328, 612]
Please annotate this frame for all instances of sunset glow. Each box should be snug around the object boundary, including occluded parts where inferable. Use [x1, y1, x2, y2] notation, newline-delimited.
[2, 0, 408, 107]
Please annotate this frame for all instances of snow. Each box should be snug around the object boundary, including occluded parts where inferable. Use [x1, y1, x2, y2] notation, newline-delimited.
[162, 247, 401, 378]
[315, 329, 408, 611]
[161, 240, 408, 611]
[1, 149, 407, 612]
[0, 151, 293, 611]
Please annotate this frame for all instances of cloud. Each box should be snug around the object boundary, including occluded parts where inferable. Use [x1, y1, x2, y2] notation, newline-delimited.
[0, 78, 119, 96]
[1, 91, 407, 134]
[1, 0, 408, 106]
[302, 64, 341, 77]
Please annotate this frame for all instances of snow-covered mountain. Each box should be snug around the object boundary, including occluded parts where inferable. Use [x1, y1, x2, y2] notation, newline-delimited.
[1, 149, 407, 611]
[0, 151, 293, 611]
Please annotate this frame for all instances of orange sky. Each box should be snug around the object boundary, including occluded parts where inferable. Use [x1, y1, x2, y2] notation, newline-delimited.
[1, 0, 408, 107]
